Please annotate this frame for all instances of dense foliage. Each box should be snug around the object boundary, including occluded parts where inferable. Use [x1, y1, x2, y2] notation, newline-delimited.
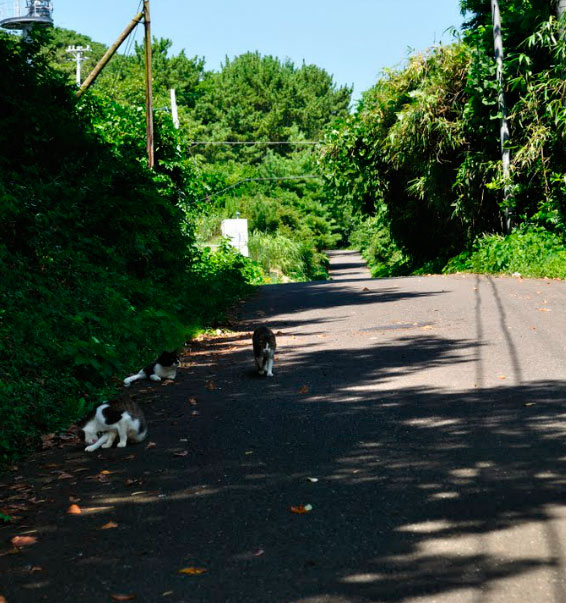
[0, 32, 261, 463]
[320, 0, 566, 276]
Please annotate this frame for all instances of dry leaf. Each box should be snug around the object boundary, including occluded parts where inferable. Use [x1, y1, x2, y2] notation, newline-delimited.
[57, 472, 74, 480]
[69, 496, 81, 503]
[290, 504, 313, 514]
[179, 567, 208, 575]
[0, 595, 7, 603]
[298, 385, 309, 394]
[173, 451, 188, 457]
[205, 381, 217, 391]
[306, 477, 319, 483]
[110, 595, 136, 601]
[498, 375, 506, 380]
[253, 549, 265, 557]
[538, 307, 551, 312]
[188, 398, 198, 406]
[362, 287, 370, 292]
[524, 402, 536, 407]
[100, 521, 118, 530]
[100, 470, 112, 475]
[66, 504, 82, 515]
[146, 441, 157, 450]
[11, 535, 37, 547]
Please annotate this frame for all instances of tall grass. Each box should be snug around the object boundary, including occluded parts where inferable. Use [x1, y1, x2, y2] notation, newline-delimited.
[248, 231, 328, 281]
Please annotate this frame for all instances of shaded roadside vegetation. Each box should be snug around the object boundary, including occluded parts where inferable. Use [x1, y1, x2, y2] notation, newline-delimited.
[320, 0, 566, 279]
[0, 24, 350, 464]
[0, 34, 264, 464]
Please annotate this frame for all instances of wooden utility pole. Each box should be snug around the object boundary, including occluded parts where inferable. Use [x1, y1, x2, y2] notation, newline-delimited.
[76, 11, 143, 98]
[491, 0, 512, 233]
[144, 0, 154, 169]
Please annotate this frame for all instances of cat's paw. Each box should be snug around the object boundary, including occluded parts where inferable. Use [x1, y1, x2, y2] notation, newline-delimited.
[150, 374, 162, 382]
[117, 441, 127, 448]
[84, 444, 97, 452]
[101, 441, 114, 448]
[267, 372, 274, 377]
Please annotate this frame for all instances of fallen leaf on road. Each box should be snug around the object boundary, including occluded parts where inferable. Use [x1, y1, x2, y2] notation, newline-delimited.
[179, 567, 208, 575]
[57, 472, 74, 480]
[188, 398, 198, 405]
[173, 451, 188, 457]
[524, 402, 536, 407]
[100, 521, 118, 530]
[298, 385, 309, 394]
[362, 287, 370, 292]
[100, 470, 112, 475]
[538, 307, 551, 312]
[69, 496, 81, 503]
[205, 381, 218, 391]
[290, 504, 313, 514]
[10, 535, 37, 547]
[146, 442, 157, 450]
[498, 375, 506, 380]
[28, 565, 43, 573]
[253, 549, 265, 557]
[110, 595, 136, 601]
[0, 595, 7, 602]
[306, 477, 319, 483]
[66, 504, 82, 515]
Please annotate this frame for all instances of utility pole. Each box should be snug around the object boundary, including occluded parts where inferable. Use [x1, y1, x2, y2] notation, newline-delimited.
[170, 89, 180, 129]
[66, 45, 91, 87]
[491, 0, 512, 233]
[144, 0, 154, 169]
[76, 11, 143, 98]
[556, 0, 566, 19]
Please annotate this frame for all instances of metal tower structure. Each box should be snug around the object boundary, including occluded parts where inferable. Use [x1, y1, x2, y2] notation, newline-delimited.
[0, 0, 53, 37]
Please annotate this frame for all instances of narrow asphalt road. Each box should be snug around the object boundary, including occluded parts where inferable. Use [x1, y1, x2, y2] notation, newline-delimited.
[3, 250, 566, 602]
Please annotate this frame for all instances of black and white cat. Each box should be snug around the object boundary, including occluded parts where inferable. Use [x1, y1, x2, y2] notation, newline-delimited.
[253, 326, 276, 377]
[81, 399, 147, 452]
[123, 350, 180, 387]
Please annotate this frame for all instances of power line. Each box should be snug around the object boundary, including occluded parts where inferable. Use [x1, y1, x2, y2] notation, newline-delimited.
[197, 175, 321, 203]
[189, 141, 322, 146]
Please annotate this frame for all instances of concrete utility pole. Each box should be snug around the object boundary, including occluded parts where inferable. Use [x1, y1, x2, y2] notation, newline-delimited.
[170, 89, 180, 129]
[144, 0, 154, 169]
[66, 45, 91, 87]
[556, 0, 566, 19]
[491, 0, 512, 233]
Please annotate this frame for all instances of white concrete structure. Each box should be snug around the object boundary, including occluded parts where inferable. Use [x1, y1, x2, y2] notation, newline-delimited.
[221, 218, 249, 257]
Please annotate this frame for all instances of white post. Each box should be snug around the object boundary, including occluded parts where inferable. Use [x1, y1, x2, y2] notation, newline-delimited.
[491, 0, 511, 233]
[170, 88, 180, 129]
[557, 0, 566, 18]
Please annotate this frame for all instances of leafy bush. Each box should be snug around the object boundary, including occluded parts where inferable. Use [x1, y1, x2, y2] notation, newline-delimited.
[444, 225, 566, 278]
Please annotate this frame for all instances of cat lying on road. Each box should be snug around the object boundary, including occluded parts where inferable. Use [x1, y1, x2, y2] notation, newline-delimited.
[123, 350, 180, 387]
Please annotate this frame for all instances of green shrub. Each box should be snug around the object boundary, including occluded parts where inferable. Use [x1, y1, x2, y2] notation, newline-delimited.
[443, 225, 566, 278]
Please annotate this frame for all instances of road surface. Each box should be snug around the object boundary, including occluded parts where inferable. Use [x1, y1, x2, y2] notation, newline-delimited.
[3, 250, 566, 602]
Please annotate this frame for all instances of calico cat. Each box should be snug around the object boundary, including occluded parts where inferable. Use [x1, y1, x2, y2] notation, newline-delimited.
[81, 399, 147, 452]
[253, 326, 276, 377]
[123, 350, 180, 387]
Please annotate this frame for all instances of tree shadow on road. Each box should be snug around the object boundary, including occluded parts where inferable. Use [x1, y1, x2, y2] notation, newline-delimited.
[4, 319, 566, 603]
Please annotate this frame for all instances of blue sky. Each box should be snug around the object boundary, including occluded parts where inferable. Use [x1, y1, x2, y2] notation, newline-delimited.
[50, 0, 464, 102]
